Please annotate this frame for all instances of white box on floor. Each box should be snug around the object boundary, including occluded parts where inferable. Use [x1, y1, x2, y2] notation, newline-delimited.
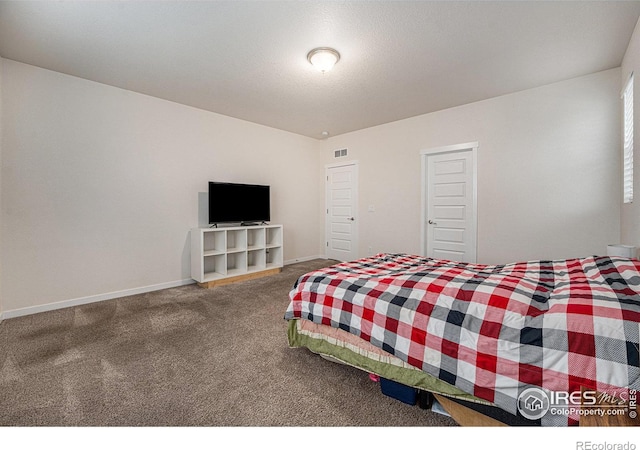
[607, 244, 637, 258]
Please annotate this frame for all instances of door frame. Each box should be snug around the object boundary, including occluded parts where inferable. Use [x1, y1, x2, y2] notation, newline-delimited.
[420, 142, 478, 262]
[325, 161, 359, 261]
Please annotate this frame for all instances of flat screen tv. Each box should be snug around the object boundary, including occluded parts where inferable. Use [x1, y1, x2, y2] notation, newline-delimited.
[208, 182, 270, 225]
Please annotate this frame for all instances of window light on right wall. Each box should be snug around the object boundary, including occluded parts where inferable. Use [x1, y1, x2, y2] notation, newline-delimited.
[623, 73, 634, 204]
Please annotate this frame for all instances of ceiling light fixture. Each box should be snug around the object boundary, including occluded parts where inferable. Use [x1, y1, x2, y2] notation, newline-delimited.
[307, 47, 340, 73]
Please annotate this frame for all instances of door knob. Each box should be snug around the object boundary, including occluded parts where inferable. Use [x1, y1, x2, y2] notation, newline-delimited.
[428, 220, 437, 225]
[347, 217, 355, 221]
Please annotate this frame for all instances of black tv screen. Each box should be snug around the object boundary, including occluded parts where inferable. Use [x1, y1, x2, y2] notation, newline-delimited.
[208, 182, 270, 224]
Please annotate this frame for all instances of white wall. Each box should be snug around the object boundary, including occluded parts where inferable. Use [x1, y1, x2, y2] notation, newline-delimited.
[1, 60, 323, 316]
[321, 69, 622, 265]
[621, 17, 640, 250]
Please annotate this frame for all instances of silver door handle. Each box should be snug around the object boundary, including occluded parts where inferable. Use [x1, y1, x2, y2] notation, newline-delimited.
[428, 220, 437, 225]
[347, 217, 355, 221]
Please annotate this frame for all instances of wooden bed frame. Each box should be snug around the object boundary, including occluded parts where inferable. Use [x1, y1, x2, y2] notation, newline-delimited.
[433, 394, 507, 426]
[432, 390, 640, 427]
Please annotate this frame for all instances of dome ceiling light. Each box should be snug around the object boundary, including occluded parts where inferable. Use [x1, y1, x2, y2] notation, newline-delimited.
[307, 47, 340, 73]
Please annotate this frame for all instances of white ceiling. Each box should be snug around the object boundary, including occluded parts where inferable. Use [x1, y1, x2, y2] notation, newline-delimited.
[1, 1, 639, 139]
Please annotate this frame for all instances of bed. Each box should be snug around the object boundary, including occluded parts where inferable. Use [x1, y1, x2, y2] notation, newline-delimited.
[283, 253, 640, 426]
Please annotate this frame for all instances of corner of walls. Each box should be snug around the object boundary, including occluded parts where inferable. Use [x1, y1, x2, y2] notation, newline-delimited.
[317, 135, 339, 260]
[0, 56, 4, 324]
[621, 17, 640, 252]
[316, 137, 329, 259]
[283, 135, 327, 265]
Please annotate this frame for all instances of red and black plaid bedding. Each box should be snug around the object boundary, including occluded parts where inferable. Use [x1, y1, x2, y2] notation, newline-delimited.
[284, 253, 640, 426]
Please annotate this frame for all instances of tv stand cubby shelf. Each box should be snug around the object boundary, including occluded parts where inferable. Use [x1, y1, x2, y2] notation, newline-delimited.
[191, 224, 283, 288]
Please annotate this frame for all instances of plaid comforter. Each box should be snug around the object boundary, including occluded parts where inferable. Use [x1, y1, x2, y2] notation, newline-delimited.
[284, 253, 640, 426]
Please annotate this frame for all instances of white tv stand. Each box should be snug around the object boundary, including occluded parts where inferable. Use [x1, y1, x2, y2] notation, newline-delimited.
[191, 224, 283, 288]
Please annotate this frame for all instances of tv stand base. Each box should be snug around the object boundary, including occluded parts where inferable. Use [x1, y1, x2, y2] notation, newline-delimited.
[196, 267, 282, 288]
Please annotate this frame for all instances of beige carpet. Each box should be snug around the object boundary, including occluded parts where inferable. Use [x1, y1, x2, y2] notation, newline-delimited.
[0, 258, 457, 427]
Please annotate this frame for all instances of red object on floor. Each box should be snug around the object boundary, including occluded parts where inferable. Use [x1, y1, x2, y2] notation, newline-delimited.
[369, 373, 380, 382]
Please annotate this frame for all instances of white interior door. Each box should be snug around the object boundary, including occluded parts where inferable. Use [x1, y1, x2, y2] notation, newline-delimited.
[421, 144, 477, 263]
[326, 163, 358, 261]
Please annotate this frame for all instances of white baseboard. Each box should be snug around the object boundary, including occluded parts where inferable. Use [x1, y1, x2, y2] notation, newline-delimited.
[1, 255, 328, 321]
[284, 255, 325, 265]
[1, 278, 196, 320]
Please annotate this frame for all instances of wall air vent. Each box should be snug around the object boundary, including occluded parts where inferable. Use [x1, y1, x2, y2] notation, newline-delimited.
[334, 148, 348, 158]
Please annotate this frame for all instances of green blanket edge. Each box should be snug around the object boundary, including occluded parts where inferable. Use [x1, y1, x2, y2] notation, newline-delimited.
[287, 319, 490, 405]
